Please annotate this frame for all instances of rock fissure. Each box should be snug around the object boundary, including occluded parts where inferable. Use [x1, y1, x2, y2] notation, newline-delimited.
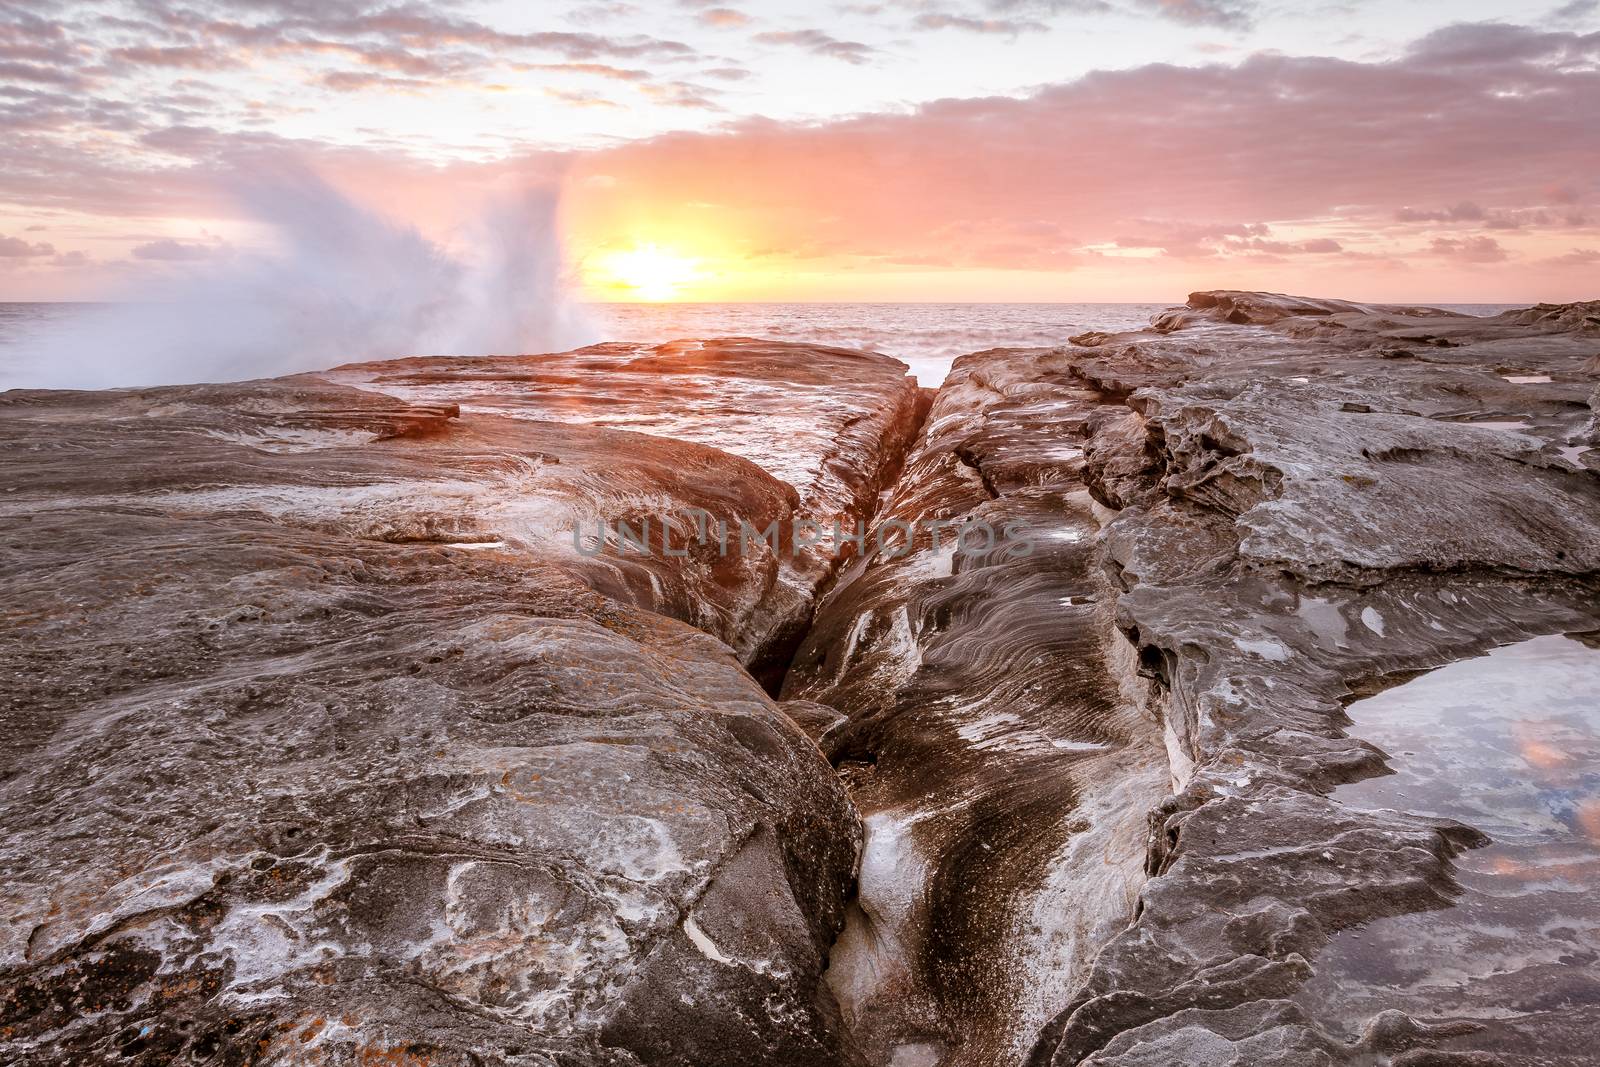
[782, 347, 1175, 1067]
[5, 300, 1600, 1066]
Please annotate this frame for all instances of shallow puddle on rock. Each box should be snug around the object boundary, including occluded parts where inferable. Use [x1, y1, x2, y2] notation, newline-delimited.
[1558, 445, 1592, 468]
[1460, 419, 1536, 433]
[1296, 634, 1600, 1055]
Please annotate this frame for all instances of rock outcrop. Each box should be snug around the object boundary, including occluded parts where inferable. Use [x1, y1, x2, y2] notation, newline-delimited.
[4, 298, 1598, 1067]
[327, 338, 927, 690]
[758, 292, 1599, 1067]
[0, 341, 920, 1065]
[1029, 293, 1600, 1065]
[781, 350, 1169, 1067]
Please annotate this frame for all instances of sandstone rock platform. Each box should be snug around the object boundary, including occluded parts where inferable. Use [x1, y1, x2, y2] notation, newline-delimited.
[3, 296, 1598, 1067]
[0, 341, 919, 1066]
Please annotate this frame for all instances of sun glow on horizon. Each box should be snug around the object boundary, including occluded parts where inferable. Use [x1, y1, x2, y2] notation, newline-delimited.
[590, 243, 701, 302]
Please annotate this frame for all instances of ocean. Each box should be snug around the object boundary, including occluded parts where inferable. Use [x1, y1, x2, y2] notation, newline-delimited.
[0, 301, 1521, 390]
[583, 302, 1176, 385]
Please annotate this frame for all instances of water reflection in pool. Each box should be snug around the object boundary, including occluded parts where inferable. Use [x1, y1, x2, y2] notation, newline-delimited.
[1297, 634, 1600, 1062]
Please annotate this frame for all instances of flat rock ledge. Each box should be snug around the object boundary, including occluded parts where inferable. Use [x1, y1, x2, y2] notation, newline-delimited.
[1032, 292, 1600, 1066]
[2, 299, 1598, 1067]
[0, 341, 920, 1066]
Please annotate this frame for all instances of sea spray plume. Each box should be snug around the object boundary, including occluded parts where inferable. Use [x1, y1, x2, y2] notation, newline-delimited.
[448, 184, 594, 356]
[8, 165, 594, 389]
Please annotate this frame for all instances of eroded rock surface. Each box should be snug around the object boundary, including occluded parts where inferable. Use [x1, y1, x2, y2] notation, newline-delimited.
[4, 300, 1597, 1067]
[0, 341, 919, 1066]
[1031, 292, 1600, 1066]
[328, 339, 925, 690]
[1296, 634, 1600, 1067]
[782, 349, 1169, 1067]
[327, 337, 920, 529]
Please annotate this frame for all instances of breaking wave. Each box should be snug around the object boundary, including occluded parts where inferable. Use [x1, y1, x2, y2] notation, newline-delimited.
[7, 164, 593, 389]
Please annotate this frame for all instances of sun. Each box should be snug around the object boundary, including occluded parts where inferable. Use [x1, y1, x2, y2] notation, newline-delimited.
[596, 243, 699, 302]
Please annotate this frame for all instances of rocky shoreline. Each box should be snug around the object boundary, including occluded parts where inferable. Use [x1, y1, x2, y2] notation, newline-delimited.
[1033, 293, 1600, 1066]
[2, 294, 1597, 1065]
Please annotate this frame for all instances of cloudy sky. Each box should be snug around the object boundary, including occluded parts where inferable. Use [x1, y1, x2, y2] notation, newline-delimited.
[3, 0, 1598, 301]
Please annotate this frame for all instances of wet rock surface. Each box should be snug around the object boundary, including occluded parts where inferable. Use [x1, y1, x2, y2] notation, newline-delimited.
[0, 342, 919, 1065]
[1031, 292, 1600, 1066]
[328, 338, 925, 691]
[327, 338, 921, 529]
[1296, 635, 1600, 1067]
[782, 349, 1170, 1066]
[3, 297, 1598, 1067]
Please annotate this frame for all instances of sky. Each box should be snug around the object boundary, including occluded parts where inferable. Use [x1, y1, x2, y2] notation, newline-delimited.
[2, 0, 1599, 303]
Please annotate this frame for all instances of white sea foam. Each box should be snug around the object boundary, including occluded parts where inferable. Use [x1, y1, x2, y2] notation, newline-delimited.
[584, 301, 1174, 385]
[3, 165, 591, 389]
[3, 296, 1526, 391]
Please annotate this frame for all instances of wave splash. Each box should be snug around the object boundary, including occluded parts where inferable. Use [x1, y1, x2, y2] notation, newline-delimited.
[11, 165, 594, 389]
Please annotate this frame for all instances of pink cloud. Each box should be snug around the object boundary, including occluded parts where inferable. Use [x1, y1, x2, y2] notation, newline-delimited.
[751, 30, 877, 63]
[544, 86, 623, 108]
[0, 234, 56, 257]
[522, 62, 652, 81]
[1396, 202, 1487, 223]
[130, 238, 224, 261]
[109, 45, 241, 71]
[1427, 235, 1510, 262]
[6, 15, 1599, 302]
[911, 13, 1053, 34]
[1138, 0, 1254, 28]
[697, 8, 752, 28]
[556, 23, 1598, 285]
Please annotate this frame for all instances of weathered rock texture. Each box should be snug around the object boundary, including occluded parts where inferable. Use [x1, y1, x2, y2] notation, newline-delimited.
[328, 338, 927, 690]
[0, 341, 920, 1065]
[5, 299, 1598, 1067]
[1029, 292, 1600, 1065]
[781, 349, 1170, 1066]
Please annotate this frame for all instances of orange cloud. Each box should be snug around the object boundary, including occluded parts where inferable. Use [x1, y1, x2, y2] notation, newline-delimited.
[551, 22, 1600, 300]
[7, 19, 1600, 303]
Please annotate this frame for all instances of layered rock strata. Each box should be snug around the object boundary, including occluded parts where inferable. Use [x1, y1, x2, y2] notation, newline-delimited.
[0, 341, 920, 1066]
[782, 349, 1171, 1066]
[328, 339, 928, 690]
[4, 298, 1598, 1067]
[1027, 292, 1600, 1065]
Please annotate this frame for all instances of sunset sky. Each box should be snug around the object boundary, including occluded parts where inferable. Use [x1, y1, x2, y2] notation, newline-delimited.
[3, 0, 1598, 302]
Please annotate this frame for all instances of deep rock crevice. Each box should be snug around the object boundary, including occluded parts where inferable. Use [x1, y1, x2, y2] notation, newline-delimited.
[781, 346, 1174, 1067]
[4, 299, 1600, 1066]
